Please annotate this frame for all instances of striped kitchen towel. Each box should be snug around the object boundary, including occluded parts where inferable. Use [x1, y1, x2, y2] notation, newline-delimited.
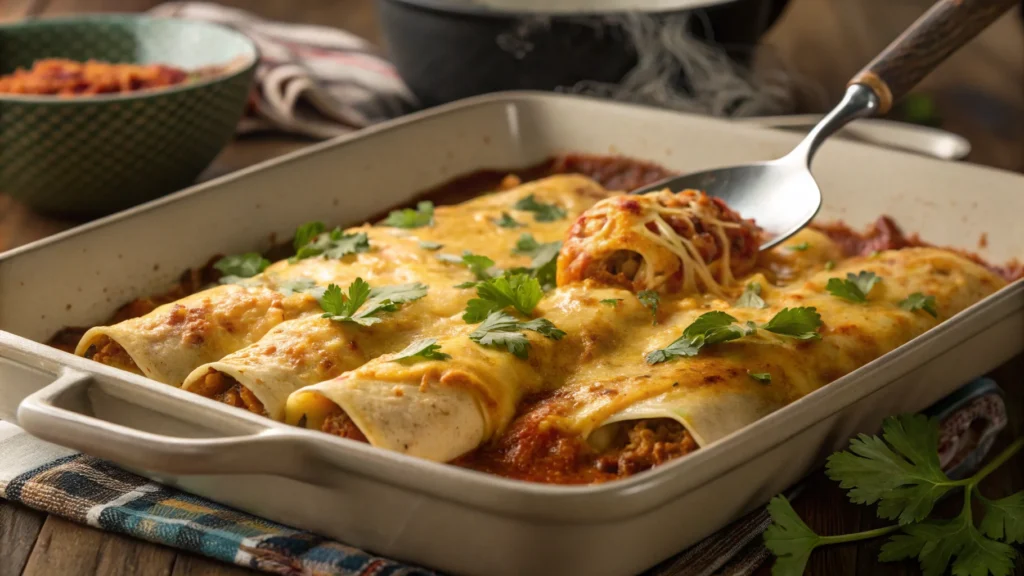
[0, 378, 1008, 576]
[148, 2, 418, 139]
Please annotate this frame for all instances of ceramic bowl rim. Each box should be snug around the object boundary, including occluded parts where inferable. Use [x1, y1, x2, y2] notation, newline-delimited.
[0, 13, 258, 105]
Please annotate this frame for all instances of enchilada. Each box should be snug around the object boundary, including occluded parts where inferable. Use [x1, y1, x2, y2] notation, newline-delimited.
[64, 156, 1015, 484]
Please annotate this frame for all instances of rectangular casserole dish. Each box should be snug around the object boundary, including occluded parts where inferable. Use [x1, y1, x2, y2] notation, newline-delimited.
[1, 92, 1023, 576]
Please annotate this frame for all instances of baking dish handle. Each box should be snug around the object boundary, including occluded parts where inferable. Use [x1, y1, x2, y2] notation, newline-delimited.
[16, 369, 313, 478]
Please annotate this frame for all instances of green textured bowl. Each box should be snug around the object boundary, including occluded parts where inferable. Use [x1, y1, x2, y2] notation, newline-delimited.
[0, 15, 257, 217]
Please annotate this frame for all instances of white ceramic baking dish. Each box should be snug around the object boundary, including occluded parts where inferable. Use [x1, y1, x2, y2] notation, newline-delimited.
[1, 92, 1022, 576]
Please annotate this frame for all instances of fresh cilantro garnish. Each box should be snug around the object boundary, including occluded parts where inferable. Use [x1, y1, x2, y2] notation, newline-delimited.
[765, 414, 1024, 576]
[638, 290, 660, 324]
[790, 242, 810, 251]
[439, 251, 497, 281]
[762, 307, 823, 340]
[512, 233, 561, 290]
[736, 282, 767, 309]
[384, 201, 434, 229]
[493, 212, 523, 228]
[390, 338, 451, 362]
[600, 299, 623, 307]
[513, 194, 566, 222]
[646, 307, 821, 364]
[826, 271, 881, 303]
[463, 273, 543, 323]
[748, 371, 772, 383]
[979, 493, 1024, 544]
[418, 240, 443, 251]
[275, 278, 318, 295]
[900, 292, 938, 317]
[825, 260, 836, 271]
[468, 311, 566, 359]
[646, 311, 755, 364]
[826, 414, 953, 525]
[319, 279, 427, 326]
[215, 253, 270, 284]
[293, 221, 325, 251]
[291, 229, 370, 262]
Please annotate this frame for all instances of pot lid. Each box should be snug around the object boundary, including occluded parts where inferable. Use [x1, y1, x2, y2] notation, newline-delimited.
[389, 0, 739, 16]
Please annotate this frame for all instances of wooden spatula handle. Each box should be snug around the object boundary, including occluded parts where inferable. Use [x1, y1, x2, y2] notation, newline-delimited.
[849, 0, 1017, 115]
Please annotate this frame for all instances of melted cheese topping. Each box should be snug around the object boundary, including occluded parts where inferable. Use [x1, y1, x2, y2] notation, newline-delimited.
[76, 175, 1007, 474]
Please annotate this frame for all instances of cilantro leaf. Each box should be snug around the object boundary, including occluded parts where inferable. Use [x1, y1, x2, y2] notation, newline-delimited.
[880, 516, 1016, 576]
[418, 240, 443, 251]
[736, 282, 767, 309]
[647, 306, 821, 364]
[469, 310, 565, 359]
[512, 234, 562, 290]
[319, 279, 427, 326]
[762, 307, 822, 340]
[900, 293, 938, 318]
[214, 253, 270, 283]
[638, 290, 660, 324]
[979, 493, 1024, 544]
[390, 338, 451, 362]
[439, 251, 497, 281]
[463, 273, 543, 323]
[519, 317, 567, 340]
[600, 298, 622, 307]
[291, 229, 370, 262]
[646, 311, 753, 365]
[748, 371, 772, 383]
[293, 221, 325, 251]
[384, 201, 434, 228]
[827, 271, 881, 303]
[320, 280, 368, 318]
[275, 278, 318, 295]
[825, 260, 836, 271]
[493, 212, 523, 228]
[764, 495, 822, 576]
[790, 242, 810, 251]
[826, 414, 954, 525]
[514, 194, 566, 222]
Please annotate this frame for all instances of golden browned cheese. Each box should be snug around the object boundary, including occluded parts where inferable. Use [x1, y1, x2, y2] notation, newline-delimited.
[557, 189, 762, 295]
[76, 174, 1007, 478]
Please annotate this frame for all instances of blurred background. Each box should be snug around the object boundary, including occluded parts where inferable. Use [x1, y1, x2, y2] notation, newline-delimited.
[1, 0, 1022, 244]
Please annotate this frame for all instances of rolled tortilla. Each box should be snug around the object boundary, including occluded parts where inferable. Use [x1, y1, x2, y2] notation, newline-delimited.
[76, 284, 318, 385]
[285, 331, 559, 462]
[565, 247, 1006, 449]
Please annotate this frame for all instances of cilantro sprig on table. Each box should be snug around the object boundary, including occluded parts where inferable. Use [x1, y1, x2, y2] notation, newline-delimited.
[646, 307, 821, 365]
[319, 278, 427, 326]
[765, 414, 1024, 576]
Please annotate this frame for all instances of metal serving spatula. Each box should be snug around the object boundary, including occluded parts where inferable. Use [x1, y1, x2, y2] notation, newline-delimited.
[632, 0, 1018, 250]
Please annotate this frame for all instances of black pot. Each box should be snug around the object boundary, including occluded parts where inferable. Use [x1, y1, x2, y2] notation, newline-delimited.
[377, 0, 791, 108]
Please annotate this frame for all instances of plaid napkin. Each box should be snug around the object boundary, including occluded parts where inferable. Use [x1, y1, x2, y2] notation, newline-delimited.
[0, 378, 1007, 576]
[147, 2, 417, 139]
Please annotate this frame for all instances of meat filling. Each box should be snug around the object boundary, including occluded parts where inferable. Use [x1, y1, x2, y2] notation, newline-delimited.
[189, 369, 266, 416]
[86, 336, 142, 375]
[320, 408, 369, 443]
[593, 419, 698, 477]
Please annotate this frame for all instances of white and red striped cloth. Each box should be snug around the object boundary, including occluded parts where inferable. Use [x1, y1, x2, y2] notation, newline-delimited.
[150, 2, 418, 139]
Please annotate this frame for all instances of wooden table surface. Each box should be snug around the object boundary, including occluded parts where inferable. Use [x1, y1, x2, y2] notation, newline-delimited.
[2, 1, 1023, 575]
